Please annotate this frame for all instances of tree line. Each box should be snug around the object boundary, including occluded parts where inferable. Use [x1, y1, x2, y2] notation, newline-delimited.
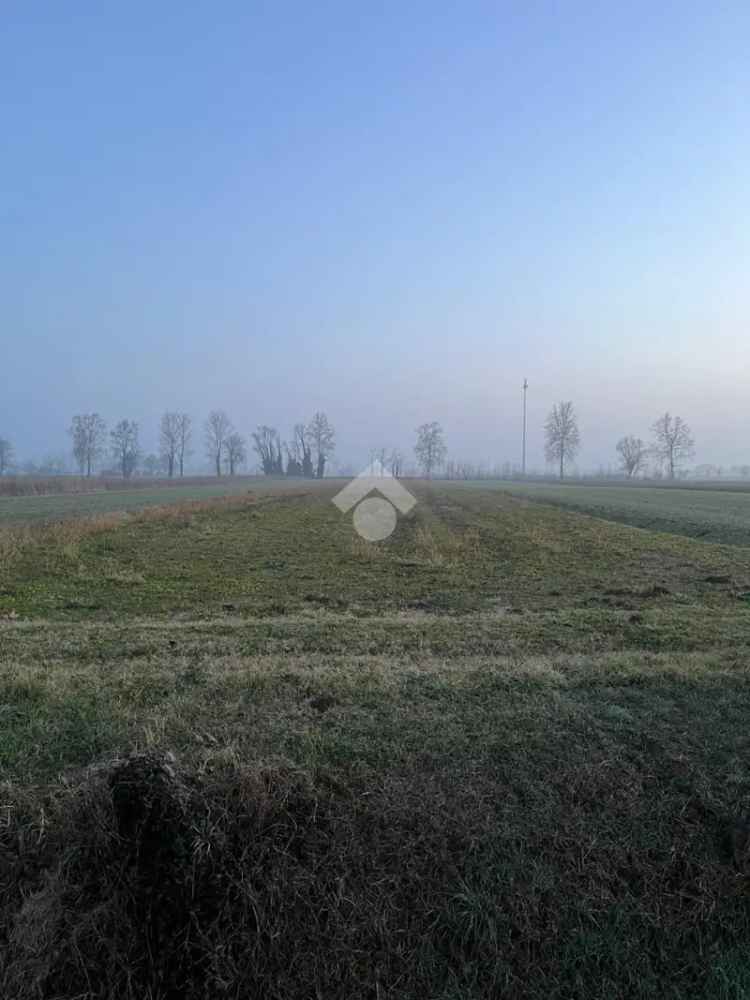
[544, 402, 696, 480]
[249, 413, 335, 479]
[0, 405, 724, 483]
[61, 410, 338, 480]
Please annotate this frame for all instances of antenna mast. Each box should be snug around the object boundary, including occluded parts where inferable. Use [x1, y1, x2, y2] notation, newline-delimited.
[522, 378, 528, 477]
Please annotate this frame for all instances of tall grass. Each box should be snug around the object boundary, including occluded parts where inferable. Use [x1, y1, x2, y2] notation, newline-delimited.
[0, 494, 260, 577]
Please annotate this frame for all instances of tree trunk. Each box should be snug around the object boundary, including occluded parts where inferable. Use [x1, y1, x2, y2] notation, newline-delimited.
[560, 453, 564, 480]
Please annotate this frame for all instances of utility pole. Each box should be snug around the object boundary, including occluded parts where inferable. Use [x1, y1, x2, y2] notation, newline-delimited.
[522, 378, 528, 477]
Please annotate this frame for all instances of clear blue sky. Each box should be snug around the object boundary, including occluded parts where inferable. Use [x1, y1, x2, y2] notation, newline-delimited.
[3, 2, 748, 472]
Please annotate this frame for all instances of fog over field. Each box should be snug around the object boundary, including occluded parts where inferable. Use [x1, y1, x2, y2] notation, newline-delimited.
[3, 4, 749, 472]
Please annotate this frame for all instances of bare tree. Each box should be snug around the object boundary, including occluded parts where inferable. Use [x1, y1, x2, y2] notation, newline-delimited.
[651, 413, 695, 479]
[285, 436, 302, 477]
[110, 420, 139, 479]
[389, 449, 403, 477]
[284, 425, 310, 477]
[294, 423, 313, 477]
[224, 432, 247, 475]
[307, 412, 335, 478]
[205, 410, 233, 477]
[616, 435, 647, 478]
[252, 426, 284, 475]
[0, 437, 14, 475]
[414, 422, 447, 478]
[160, 412, 183, 477]
[284, 435, 302, 476]
[176, 414, 192, 477]
[69, 413, 107, 477]
[545, 401, 580, 480]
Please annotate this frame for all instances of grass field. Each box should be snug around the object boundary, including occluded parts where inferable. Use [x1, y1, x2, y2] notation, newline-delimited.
[0, 473, 264, 499]
[3, 483, 750, 998]
[0, 476, 320, 525]
[487, 480, 750, 547]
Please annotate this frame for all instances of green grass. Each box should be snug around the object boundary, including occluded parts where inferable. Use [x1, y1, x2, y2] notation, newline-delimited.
[3, 482, 750, 623]
[482, 480, 750, 546]
[3, 483, 750, 998]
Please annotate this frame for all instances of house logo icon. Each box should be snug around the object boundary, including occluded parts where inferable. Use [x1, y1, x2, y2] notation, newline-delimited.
[333, 461, 416, 541]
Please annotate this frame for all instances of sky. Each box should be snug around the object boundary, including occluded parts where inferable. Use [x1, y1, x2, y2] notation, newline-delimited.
[3, 1, 749, 473]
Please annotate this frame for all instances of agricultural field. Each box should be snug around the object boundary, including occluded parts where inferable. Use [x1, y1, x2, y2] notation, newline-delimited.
[487, 480, 750, 547]
[2, 482, 750, 998]
[0, 473, 250, 498]
[0, 476, 313, 526]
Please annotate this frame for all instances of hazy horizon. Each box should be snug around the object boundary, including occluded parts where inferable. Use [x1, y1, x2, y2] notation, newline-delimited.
[4, 3, 748, 473]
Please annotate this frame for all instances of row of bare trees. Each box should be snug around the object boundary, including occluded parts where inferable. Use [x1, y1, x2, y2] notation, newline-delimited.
[66, 412, 180, 478]
[69, 414, 142, 479]
[544, 402, 696, 480]
[250, 421, 447, 481]
[67, 413, 192, 480]
[203, 411, 246, 477]
[160, 413, 193, 477]
[1, 407, 700, 482]
[198, 411, 337, 479]
[364, 424, 447, 479]
[616, 414, 695, 479]
[64, 410, 337, 479]
[250, 412, 335, 479]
